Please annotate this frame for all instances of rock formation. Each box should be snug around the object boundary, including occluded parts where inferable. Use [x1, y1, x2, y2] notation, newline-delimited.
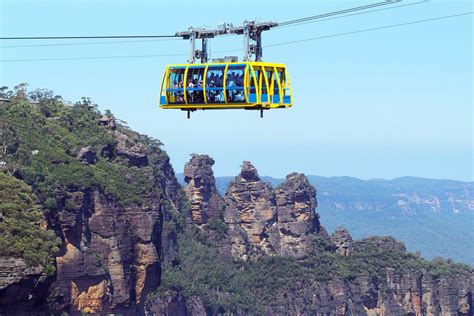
[223, 161, 329, 260]
[114, 130, 149, 167]
[0, 257, 52, 314]
[75, 146, 97, 164]
[273, 172, 325, 257]
[49, 190, 157, 313]
[224, 161, 277, 259]
[331, 227, 353, 256]
[183, 154, 224, 225]
[98, 114, 117, 130]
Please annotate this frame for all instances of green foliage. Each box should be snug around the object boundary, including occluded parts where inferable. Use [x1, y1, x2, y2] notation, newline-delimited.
[0, 87, 168, 211]
[0, 172, 61, 274]
[423, 257, 472, 278]
[94, 160, 155, 207]
[206, 217, 228, 235]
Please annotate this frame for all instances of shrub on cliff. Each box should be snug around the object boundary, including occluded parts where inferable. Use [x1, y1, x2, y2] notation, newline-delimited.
[0, 172, 61, 274]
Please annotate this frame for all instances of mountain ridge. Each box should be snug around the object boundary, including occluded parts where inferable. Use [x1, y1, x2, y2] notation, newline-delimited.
[176, 172, 474, 265]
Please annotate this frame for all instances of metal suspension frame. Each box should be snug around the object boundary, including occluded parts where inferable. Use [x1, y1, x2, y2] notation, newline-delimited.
[176, 21, 278, 64]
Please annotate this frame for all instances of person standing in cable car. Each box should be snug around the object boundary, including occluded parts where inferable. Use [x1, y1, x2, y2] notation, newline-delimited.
[188, 79, 195, 103]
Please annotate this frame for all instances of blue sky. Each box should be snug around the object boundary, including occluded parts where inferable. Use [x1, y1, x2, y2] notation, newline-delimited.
[1, 0, 472, 181]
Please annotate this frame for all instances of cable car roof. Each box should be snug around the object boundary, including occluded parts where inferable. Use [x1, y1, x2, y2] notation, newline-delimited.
[166, 61, 287, 68]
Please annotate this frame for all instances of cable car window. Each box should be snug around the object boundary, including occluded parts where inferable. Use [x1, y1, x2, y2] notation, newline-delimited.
[167, 67, 185, 104]
[260, 70, 267, 95]
[226, 65, 245, 103]
[206, 66, 225, 103]
[255, 68, 266, 96]
[278, 69, 285, 86]
[265, 70, 273, 94]
[186, 67, 205, 104]
[250, 68, 258, 94]
[273, 70, 280, 96]
[278, 69, 290, 96]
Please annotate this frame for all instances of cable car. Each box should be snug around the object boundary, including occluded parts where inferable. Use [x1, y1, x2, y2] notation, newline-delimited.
[159, 61, 292, 112]
[160, 21, 292, 117]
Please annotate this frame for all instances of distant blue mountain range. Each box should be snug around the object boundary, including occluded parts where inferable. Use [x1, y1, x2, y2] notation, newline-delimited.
[177, 174, 474, 265]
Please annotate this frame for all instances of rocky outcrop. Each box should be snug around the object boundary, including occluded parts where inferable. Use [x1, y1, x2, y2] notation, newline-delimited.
[224, 161, 277, 259]
[163, 158, 473, 315]
[145, 292, 207, 316]
[183, 155, 224, 225]
[75, 146, 97, 164]
[223, 161, 329, 260]
[0, 257, 52, 313]
[98, 115, 116, 130]
[273, 172, 324, 257]
[331, 227, 353, 256]
[114, 131, 148, 167]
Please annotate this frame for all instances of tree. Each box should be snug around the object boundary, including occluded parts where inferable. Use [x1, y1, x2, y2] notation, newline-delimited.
[0, 86, 13, 99]
[13, 83, 29, 101]
[28, 88, 63, 117]
[28, 88, 54, 102]
[0, 119, 18, 176]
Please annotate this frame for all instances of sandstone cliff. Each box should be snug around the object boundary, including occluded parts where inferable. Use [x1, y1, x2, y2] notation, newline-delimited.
[47, 129, 182, 314]
[0, 257, 52, 314]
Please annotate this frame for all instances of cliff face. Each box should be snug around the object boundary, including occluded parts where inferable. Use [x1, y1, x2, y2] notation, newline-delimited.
[46, 129, 182, 314]
[0, 258, 52, 313]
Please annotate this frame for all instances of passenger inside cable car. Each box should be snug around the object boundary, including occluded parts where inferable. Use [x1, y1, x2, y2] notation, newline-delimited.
[186, 67, 205, 104]
[206, 67, 224, 103]
[226, 66, 245, 103]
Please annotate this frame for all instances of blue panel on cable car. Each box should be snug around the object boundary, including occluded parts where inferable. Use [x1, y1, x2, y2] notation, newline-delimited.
[160, 96, 167, 105]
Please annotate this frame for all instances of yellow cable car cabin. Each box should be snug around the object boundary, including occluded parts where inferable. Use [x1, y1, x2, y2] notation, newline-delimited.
[159, 61, 292, 112]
